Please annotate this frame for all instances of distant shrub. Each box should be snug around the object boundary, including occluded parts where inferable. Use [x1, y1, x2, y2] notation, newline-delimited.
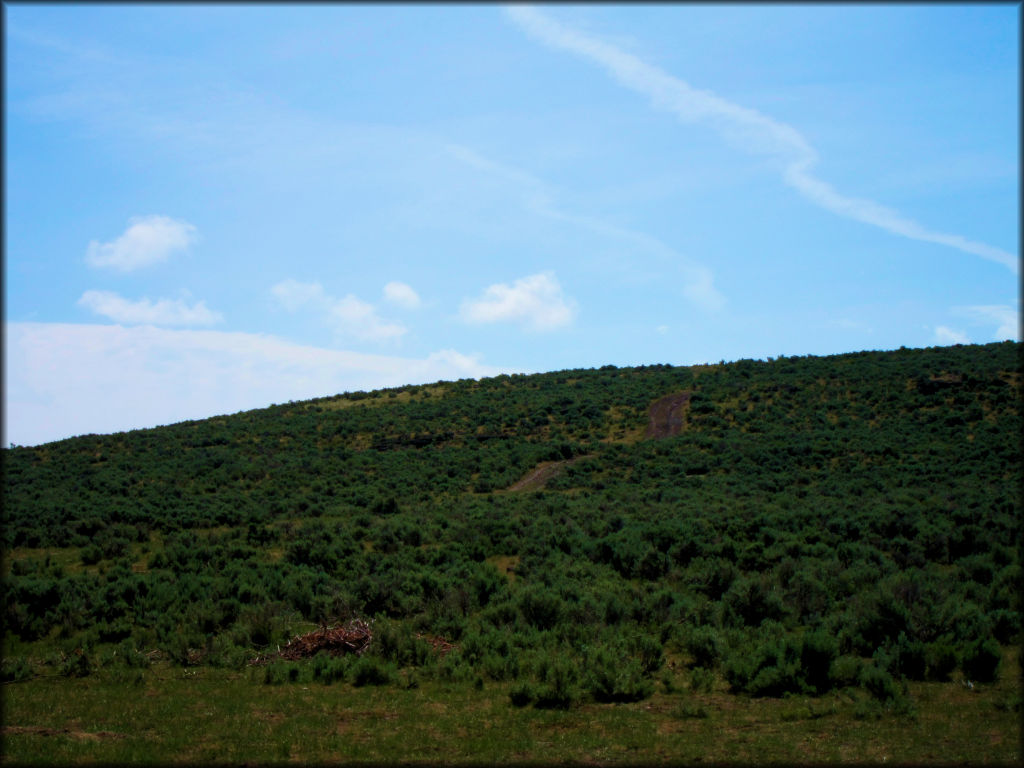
[350, 655, 395, 687]
[533, 656, 579, 709]
[720, 575, 786, 629]
[988, 609, 1020, 644]
[80, 545, 103, 566]
[859, 664, 903, 704]
[508, 682, 535, 708]
[517, 586, 564, 630]
[686, 625, 722, 669]
[312, 652, 349, 684]
[924, 642, 957, 682]
[584, 646, 652, 703]
[115, 639, 151, 669]
[630, 634, 664, 675]
[2, 657, 33, 682]
[689, 666, 715, 693]
[894, 632, 927, 681]
[724, 632, 802, 697]
[263, 660, 290, 685]
[60, 649, 92, 678]
[481, 651, 520, 682]
[828, 655, 862, 689]
[800, 630, 838, 694]
[961, 638, 1001, 683]
[671, 703, 710, 719]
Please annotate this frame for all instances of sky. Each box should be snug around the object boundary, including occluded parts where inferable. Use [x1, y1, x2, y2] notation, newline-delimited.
[4, 3, 1019, 447]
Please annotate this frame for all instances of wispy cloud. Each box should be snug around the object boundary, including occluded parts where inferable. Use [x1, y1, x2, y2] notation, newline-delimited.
[270, 280, 329, 312]
[953, 304, 1020, 341]
[460, 271, 576, 331]
[271, 279, 406, 342]
[505, 5, 1018, 273]
[86, 215, 197, 271]
[4, 322, 506, 446]
[383, 281, 422, 310]
[446, 143, 725, 312]
[78, 290, 223, 326]
[934, 326, 970, 346]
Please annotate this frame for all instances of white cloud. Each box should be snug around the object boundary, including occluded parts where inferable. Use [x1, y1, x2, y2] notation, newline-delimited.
[505, 6, 1017, 273]
[327, 295, 406, 342]
[383, 281, 422, 310]
[271, 280, 406, 342]
[953, 304, 1020, 341]
[460, 271, 576, 331]
[78, 290, 223, 326]
[4, 322, 508, 447]
[270, 279, 329, 312]
[85, 215, 197, 271]
[934, 326, 970, 345]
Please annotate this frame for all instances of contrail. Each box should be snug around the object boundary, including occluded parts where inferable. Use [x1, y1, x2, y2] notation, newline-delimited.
[505, 5, 1018, 274]
[447, 142, 726, 311]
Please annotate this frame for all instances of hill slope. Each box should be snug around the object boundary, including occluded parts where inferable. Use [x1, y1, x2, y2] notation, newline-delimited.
[2, 341, 1021, 706]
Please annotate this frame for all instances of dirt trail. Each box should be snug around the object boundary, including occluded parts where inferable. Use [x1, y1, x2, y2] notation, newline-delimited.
[644, 391, 692, 439]
[507, 455, 593, 492]
[508, 391, 691, 491]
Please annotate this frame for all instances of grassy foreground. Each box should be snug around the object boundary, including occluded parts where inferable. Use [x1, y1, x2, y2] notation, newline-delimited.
[2, 650, 1019, 765]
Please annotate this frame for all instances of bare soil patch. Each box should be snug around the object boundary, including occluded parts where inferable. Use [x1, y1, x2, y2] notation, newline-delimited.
[2, 725, 127, 741]
[644, 391, 692, 439]
[507, 454, 594, 492]
[507, 461, 566, 492]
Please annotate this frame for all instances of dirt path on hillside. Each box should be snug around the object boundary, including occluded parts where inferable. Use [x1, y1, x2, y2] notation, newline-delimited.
[507, 454, 594, 492]
[508, 391, 691, 491]
[644, 391, 692, 439]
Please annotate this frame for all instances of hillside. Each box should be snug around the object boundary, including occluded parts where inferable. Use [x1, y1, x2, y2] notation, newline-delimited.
[2, 342, 1021, 757]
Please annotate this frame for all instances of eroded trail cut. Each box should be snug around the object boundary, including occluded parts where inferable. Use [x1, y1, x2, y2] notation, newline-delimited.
[644, 391, 691, 439]
[507, 454, 594, 492]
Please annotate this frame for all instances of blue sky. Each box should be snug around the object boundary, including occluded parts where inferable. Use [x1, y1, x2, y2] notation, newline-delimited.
[4, 3, 1019, 447]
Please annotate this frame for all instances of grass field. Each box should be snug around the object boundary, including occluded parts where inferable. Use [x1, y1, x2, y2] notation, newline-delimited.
[2, 649, 1019, 764]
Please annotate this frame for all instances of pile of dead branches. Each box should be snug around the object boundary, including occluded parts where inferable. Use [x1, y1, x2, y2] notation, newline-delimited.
[249, 619, 372, 666]
[416, 632, 457, 657]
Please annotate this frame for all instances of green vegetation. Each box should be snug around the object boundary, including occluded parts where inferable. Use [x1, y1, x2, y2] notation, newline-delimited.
[2, 341, 1021, 762]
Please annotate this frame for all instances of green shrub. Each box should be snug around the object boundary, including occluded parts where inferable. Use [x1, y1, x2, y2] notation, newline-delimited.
[263, 660, 290, 685]
[584, 647, 653, 703]
[800, 629, 838, 694]
[859, 664, 902, 703]
[988, 609, 1020, 644]
[350, 655, 395, 687]
[895, 632, 927, 681]
[720, 575, 786, 628]
[481, 651, 520, 682]
[115, 638, 151, 669]
[686, 625, 722, 668]
[436, 650, 474, 683]
[60, 649, 92, 678]
[689, 666, 715, 693]
[373, 620, 432, 667]
[631, 634, 664, 675]
[828, 655, 863, 689]
[724, 632, 803, 697]
[517, 586, 564, 630]
[509, 682, 534, 708]
[312, 652, 349, 684]
[533, 656, 579, 709]
[924, 642, 957, 682]
[961, 638, 1001, 683]
[671, 703, 709, 719]
[2, 656, 33, 682]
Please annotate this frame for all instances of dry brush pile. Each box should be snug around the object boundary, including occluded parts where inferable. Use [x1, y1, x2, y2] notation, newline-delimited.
[248, 619, 372, 666]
